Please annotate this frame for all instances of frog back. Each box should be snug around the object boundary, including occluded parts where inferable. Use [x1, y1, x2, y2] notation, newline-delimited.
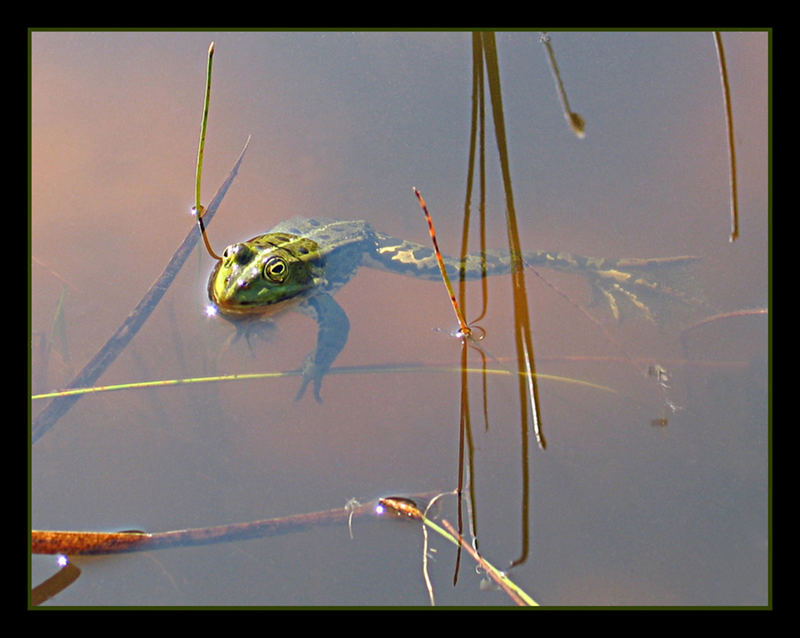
[265, 217, 377, 294]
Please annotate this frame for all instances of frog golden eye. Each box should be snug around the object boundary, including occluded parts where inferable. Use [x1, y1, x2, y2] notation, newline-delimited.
[263, 256, 288, 282]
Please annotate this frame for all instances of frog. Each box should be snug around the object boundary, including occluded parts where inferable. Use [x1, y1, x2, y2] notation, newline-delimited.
[207, 217, 701, 401]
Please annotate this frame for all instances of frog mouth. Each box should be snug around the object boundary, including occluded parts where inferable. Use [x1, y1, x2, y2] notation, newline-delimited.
[208, 280, 307, 318]
[207, 267, 309, 319]
[211, 295, 303, 318]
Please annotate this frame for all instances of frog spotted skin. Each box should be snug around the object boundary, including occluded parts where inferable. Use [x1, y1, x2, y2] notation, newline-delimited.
[208, 231, 326, 318]
[207, 217, 701, 401]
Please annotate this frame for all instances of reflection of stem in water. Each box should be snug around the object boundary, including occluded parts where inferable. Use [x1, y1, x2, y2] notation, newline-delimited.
[450, 32, 546, 576]
[461, 34, 489, 326]
[481, 31, 545, 568]
[31, 139, 250, 444]
[481, 32, 545, 450]
[32, 285, 71, 394]
[451, 34, 491, 584]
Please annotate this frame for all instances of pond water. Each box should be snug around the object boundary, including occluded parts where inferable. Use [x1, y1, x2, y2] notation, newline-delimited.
[31, 31, 768, 606]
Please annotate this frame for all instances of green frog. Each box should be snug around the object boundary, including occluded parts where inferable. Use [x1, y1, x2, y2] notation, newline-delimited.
[207, 217, 701, 401]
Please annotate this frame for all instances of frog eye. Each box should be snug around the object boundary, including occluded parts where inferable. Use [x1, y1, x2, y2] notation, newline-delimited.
[263, 256, 288, 282]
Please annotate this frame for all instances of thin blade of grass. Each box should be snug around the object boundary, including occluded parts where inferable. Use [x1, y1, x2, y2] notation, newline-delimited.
[31, 363, 620, 401]
[378, 496, 539, 606]
[713, 32, 739, 242]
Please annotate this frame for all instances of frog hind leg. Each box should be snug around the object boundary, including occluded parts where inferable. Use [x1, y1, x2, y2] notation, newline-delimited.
[294, 293, 350, 402]
[581, 255, 706, 324]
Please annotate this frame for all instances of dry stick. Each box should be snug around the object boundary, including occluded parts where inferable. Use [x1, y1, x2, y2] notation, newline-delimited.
[31, 559, 82, 606]
[32, 139, 250, 444]
[33, 498, 382, 555]
[713, 32, 739, 242]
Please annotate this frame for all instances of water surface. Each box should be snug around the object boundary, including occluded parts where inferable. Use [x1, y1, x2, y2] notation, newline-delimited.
[31, 31, 768, 606]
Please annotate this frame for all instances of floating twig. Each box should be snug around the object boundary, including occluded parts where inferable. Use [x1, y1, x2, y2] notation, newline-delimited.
[33, 498, 385, 555]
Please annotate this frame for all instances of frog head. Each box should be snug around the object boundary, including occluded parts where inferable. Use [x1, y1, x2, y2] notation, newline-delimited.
[207, 232, 322, 318]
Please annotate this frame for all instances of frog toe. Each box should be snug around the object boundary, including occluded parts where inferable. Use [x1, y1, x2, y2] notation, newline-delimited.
[295, 357, 325, 403]
[294, 376, 323, 403]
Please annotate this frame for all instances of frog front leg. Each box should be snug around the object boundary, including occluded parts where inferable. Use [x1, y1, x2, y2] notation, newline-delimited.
[295, 293, 350, 402]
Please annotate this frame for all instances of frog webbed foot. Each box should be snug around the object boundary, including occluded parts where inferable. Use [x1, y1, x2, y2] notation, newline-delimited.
[295, 354, 326, 403]
[583, 256, 705, 324]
